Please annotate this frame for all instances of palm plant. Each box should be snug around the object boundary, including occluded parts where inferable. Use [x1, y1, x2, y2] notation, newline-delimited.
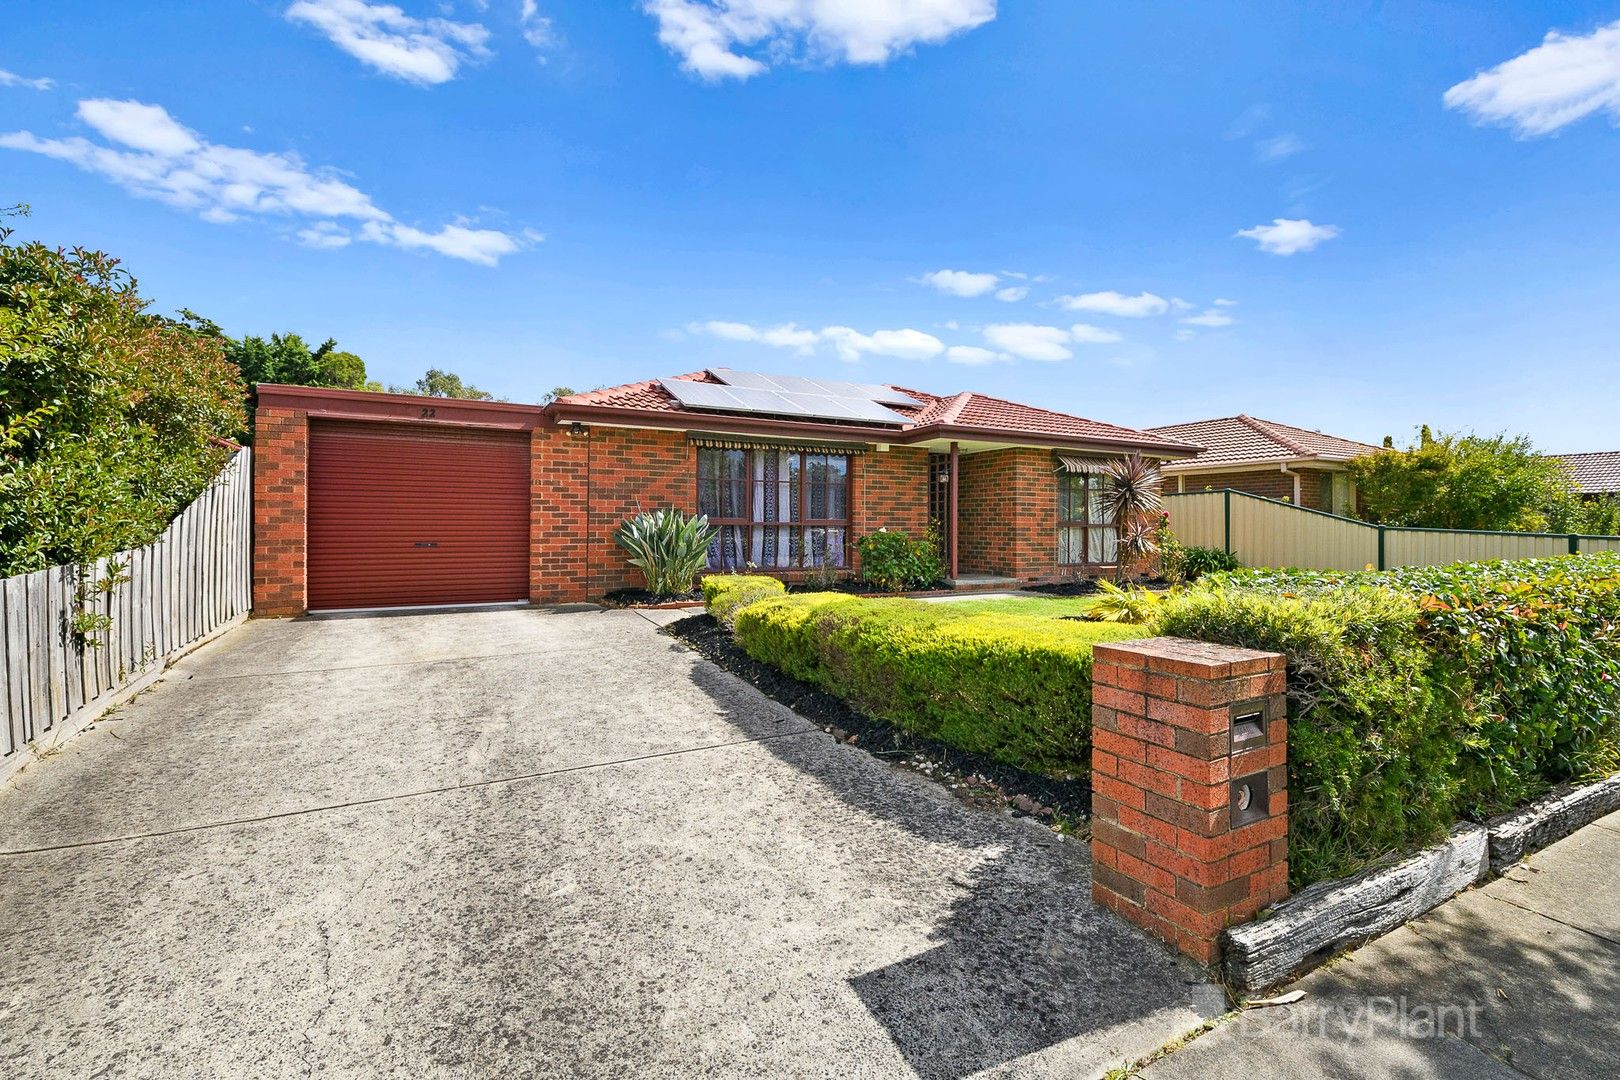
[1100, 453, 1164, 578]
[614, 509, 717, 597]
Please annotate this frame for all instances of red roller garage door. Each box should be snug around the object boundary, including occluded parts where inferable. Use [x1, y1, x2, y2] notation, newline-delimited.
[307, 421, 530, 610]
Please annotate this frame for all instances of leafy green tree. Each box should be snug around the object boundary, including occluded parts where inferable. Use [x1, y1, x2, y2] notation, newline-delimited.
[541, 386, 576, 404]
[226, 333, 371, 390]
[389, 368, 497, 400]
[0, 226, 246, 574]
[1349, 430, 1579, 532]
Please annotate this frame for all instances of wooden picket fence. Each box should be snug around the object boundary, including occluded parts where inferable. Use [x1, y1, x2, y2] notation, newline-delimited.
[1, 450, 252, 768]
[1166, 488, 1620, 573]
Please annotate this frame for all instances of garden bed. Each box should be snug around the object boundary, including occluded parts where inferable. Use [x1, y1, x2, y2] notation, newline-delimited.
[663, 613, 1091, 821]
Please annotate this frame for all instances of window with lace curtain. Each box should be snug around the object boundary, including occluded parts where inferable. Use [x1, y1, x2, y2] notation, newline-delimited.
[698, 447, 850, 570]
[1058, 472, 1118, 565]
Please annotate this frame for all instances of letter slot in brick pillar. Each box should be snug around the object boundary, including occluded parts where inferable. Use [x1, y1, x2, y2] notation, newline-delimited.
[1089, 638, 1289, 965]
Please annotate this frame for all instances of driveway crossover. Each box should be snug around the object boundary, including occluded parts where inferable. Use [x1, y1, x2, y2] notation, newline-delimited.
[0, 606, 1218, 1078]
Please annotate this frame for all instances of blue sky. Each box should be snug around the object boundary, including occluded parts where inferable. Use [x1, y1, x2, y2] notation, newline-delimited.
[5, 1, 1619, 449]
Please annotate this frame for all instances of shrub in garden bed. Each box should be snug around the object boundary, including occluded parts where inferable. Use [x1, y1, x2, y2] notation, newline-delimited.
[731, 593, 1150, 777]
[1163, 553, 1620, 887]
[701, 573, 787, 628]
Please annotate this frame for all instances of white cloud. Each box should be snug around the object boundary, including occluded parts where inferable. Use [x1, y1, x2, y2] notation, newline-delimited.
[1444, 20, 1620, 137]
[285, 0, 491, 85]
[519, 0, 554, 49]
[1, 98, 526, 265]
[643, 0, 996, 81]
[1058, 290, 1169, 318]
[692, 320, 820, 352]
[944, 345, 1005, 365]
[919, 268, 1000, 297]
[1181, 310, 1234, 328]
[1236, 217, 1341, 255]
[297, 221, 354, 249]
[1256, 132, 1304, 161]
[1068, 323, 1123, 344]
[1213, 297, 1237, 307]
[821, 326, 945, 362]
[0, 68, 54, 91]
[983, 323, 1073, 362]
[692, 320, 944, 361]
[993, 285, 1028, 302]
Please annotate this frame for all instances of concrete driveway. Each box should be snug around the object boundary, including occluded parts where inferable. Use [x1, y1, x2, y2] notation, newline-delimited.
[0, 606, 1219, 1079]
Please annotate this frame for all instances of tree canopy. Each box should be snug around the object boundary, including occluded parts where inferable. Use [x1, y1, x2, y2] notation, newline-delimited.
[225, 331, 377, 392]
[1349, 429, 1580, 532]
[0, 225, 246, 575]
[388, 368, 497, 400]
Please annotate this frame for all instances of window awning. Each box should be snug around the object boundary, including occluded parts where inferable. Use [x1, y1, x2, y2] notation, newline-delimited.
[689, 432, 868, 456]
[1056, 454, 1114, 474]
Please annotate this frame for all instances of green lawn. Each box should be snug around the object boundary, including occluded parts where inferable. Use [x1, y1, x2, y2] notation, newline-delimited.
[925, 594, 1105, 619]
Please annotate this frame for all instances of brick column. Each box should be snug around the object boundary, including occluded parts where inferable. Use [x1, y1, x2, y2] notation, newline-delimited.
[1090, 638, 1289, 964]
[252, 407, 309, 616]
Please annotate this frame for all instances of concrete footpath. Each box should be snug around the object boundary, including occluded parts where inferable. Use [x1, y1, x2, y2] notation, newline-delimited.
[1142, 809, 1620, 1079]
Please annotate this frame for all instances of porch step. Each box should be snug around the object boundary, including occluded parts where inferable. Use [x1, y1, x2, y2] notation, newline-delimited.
[944, 575, 1022, 592]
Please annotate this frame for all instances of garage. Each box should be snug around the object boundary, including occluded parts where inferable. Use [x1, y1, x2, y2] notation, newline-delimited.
[306, 420, 531, 611]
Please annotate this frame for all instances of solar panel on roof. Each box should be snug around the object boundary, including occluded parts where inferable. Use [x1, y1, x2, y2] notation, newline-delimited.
[662, 377, 911, 425]
[708, 368, 923, 408]
[662, 380, 746, 410]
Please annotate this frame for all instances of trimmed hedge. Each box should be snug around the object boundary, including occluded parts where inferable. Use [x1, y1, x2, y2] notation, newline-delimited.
[1164, 553, 1620, 886]
[732, 594, 1150, 777]
[702, 574, 787, 628]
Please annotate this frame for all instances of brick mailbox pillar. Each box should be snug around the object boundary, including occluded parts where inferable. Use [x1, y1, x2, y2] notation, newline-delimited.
[1089, 638, 1289, 964]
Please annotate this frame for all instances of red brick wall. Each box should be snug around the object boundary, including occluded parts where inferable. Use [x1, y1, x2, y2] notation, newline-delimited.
[957, 448, 1060, 579]
[252, 407, 308, 617]
[1090, 638, 1290, 965]
[584, 428, 697, 596]
[851, 446, 931, 554]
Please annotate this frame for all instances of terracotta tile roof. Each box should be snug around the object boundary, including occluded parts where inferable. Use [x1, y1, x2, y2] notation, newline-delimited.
[553, 370, 1193, 452]
[894, 387, 1183, 447]
[1144, 415, 1381, 468]
[553, 370, 720, 412]
[1553, 452, 1620, 495]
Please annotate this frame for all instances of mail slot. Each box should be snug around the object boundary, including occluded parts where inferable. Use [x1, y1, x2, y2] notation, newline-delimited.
[1229, 700, 1269, 755]
[1230, 770, 1270, 827]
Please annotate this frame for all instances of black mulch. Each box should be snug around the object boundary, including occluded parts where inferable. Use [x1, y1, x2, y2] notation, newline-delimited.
[661, 613, 1093, 823]
[1021, 579, 1103, 597]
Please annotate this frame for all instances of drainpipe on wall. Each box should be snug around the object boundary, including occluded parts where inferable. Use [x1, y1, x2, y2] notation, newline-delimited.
[1279, 462, 1302, 506]
[949, 441, 960, 580]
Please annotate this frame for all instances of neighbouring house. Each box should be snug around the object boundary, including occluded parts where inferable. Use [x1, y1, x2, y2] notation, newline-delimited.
[252, 369, 1199, 613]
[1552, 452, 1620, 499]
[1142, 415, 1380, 515]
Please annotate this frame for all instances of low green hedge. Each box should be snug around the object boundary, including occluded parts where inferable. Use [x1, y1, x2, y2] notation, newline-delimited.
[701, 574, 787, 628]
[1164, 553, 1620, 886]
[732, 594, 1150, 777]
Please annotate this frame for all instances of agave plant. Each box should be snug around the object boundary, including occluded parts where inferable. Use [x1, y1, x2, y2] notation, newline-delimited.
[1101, 453, 1164, 575]
[614, 509, 717, 597]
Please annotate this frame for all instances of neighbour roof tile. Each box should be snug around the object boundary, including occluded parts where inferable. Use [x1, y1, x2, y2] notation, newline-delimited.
[1554, 452, 1620, 495]
[1143, 415, 1381, 467]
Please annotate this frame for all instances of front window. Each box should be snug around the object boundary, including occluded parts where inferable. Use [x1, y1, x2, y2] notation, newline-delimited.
[1058, 473, 1118, 565]
[698, 447, 850, 570]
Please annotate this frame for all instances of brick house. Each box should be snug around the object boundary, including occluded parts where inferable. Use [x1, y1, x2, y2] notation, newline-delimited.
[253, 369, 1199, 614]
[1143, 415, 1379, 515]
